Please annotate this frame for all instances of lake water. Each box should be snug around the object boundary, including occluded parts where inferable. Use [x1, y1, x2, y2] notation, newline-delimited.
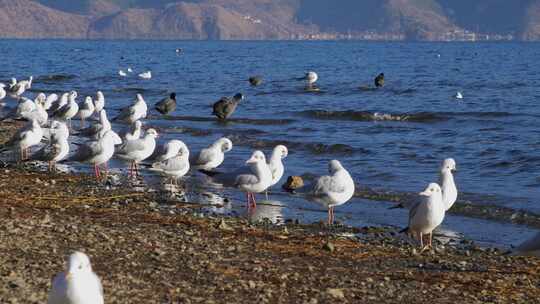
[1, 40, 539, 247]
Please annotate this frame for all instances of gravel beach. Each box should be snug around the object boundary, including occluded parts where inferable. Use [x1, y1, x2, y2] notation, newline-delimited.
[0, 121, 539, 303]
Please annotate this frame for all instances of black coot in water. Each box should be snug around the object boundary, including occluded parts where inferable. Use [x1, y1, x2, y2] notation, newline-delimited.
[212, 93, 244, 120]
[155, 93, 177, 115]
[249, 76, 263, 86]
[374, 73, 384, 88]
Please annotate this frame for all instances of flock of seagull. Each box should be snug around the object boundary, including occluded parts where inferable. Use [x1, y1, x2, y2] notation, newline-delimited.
[0, 70, 537, 303]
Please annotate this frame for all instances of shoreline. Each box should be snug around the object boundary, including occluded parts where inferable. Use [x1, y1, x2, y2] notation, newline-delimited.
[0, 123, 540, 302]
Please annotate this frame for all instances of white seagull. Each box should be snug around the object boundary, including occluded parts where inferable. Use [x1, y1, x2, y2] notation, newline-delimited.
[1, 119, 43, 161]
[48, 92, 69, 114]
[190, 137, 233, 171]
[118, 70, 127, 77]
[113, 94, 147, 124]
[47, 251, 104, 304]
[52, 91, 79, 129]
[151, 140, 190, 185]
[116, 128, 158, 178]
[235, 150, 273, 210]
[69, 129, 122, 181]
[439, 158, 457, 211]
[309, 160, 355, 225]
[138, 71, 152, 80]
[78, 96, 95, 128]
[267, 145, 288, 190]
[78, 109, 111, 139]
[33, 120, 70, 171]
[44, 93, 59, 111]
[455, 91, 463, 99]
[121, 120, 142, 141]
[402, 183, 446, 251]
[94, 91, 105, 114]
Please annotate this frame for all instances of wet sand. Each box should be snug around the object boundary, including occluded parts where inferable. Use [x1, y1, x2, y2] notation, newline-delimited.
[0, 121, 539, 303]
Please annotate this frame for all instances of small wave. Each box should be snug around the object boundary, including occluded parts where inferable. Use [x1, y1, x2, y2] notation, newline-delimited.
[298, 110, 444, 123]
[36, 74, 77, 83]
[160, 115, 295, 126]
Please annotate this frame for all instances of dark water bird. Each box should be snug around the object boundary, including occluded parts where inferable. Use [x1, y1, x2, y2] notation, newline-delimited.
[249, 76, 263, 86]
[212, 93, 244, 120]
[155, 93, 177, 115]
[374, 73, 385, 88]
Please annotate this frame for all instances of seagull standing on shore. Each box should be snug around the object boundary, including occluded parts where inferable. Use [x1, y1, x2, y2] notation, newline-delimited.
[440, 158, 457, 211]
[33, 120, 70, 171]
[190, 137, 233, 171]
[402, 183, 446, 251]
[116, 128, 158, 178]
[1, 119, 43, 161]
[113, 94, 147, 124]
[151, 140, 190, 185]
[78, 109, 111, 139]
[44, 93, 59, 111]
[78, 96, 95, 128]
[68, 130, 122, 181]
[52, 91, 79, 129]
[0, 85, 7, 102]
[309, 160, 355, 225]
[235, 151, 273, 210]
[48, 92, 69, 114]
[94, 91, 105, 114]
[47, 251, 104, 304]
[266, 145, 288, 198]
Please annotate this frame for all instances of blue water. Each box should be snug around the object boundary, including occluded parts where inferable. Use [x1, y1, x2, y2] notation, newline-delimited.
[1, 40, 540, 246]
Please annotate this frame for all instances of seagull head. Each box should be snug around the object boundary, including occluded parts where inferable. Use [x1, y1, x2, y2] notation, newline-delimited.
[273, 145, 288, 159]
[419, 183, 442, 197]
[35, 93, 46, 103]
[233, 93, 244, 101]
[170, 92, 176, 100]
[146, 128, 158, 138]
[328, 160, 343, 174]
[66, 251, 92, 278]
[218, 137, 233, 153]
[85, 96, 93, 105]
[246, 150, 266, 165]
[440, 158, 457, 174]
[96, 91, 104, 99]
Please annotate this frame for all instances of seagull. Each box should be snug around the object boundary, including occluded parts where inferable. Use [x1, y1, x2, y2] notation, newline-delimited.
[510, 232, 540, 257]
[6, 78, 25, 99]
[190, 137, 233, 171]
[68, 130, 122, 181]
[118, 70, 127, 77]
[374, 73, 385, 87]
[116, 128, 158, 178]
[304, 71, 318, 85]
[439, 158, 457, 211]
[52, 91, 79, 129]
[0, 85, 6, 102]
[455, 91, 463, 99]
[1, 119, 43, 161]
[94, 91, 105, 114]
[78, 96, 95, 128]
[401, 183, 446, 251]
[120, 120, 142, 141]
[113, 94, 147, 124]
[47, 251, 104, 304]
[153, 139, 186, 162]
[264, 145, 288, 198]
[17, 76, 33, 90]
[155, 93, 176, 115]
[20, 96, 48, 126]
[248, 76, 263, 86]
[151, 140, 190, 185]
[48, 92, 69, 114]
[44, 93, 59, 111]
[127, 67, 133, 73]
[32, 120, 70, 171]
[308, 160, 355, 225]
[235, 150, 272, 210]
[78, 109, 111, 139]
[138, 71, 152, 80]
[212, 93, 244, 120]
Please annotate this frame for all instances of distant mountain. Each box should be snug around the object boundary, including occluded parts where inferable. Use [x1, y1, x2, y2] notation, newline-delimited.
[0, 0, 539, 40]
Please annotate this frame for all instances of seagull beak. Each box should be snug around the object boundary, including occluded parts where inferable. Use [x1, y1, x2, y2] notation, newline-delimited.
[245, 157, 257, 165]
[419, 191, 429, 196]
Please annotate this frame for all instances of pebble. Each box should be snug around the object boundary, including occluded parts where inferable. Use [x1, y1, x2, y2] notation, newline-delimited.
[326, 288, 345, 299]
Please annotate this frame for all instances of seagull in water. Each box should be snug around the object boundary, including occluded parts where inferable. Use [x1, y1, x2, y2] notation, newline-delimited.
[151, 140, 190, 185]
[266, 145, 288, 198]
[52, 91, 79, 129]
[32, 120, 70, 171]
[116, 128, 158, 178]
[113, 94, 147, 124]
[439, 158, 457, 211]
[43, 93, 59, 111]
[118, 70, 127, 77]
[69, 130, 122, 181]
[235, 151, 272, 210]
[138, 71, 152, 79]
[455, 91, 463, 99]
[249, 76, 263, 86]
[307, 160, 355, 225]
[190, 137, 233, 171]
[374, 73, 385, 88]
[401, 183, 446, 252]
[212, 93, 244, 120]
[155, 92, 177, 115]
[47, 251, 104, 304]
